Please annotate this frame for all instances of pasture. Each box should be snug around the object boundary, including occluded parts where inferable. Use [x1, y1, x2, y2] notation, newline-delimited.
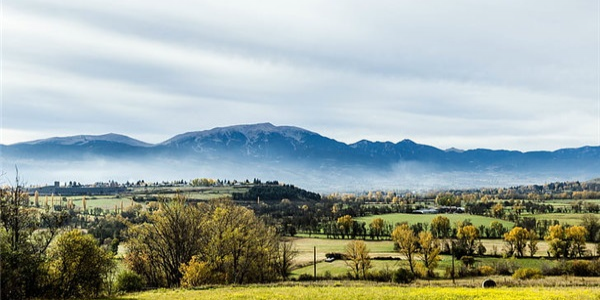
[355, 213, 515, 228]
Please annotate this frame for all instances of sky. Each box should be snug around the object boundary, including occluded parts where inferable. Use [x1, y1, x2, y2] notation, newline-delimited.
[1, 0, 599, 151]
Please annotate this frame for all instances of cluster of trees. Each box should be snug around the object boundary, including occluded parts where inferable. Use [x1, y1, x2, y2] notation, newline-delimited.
[232, 183, 322, 202]
[1, 181, 114, 299]
[124, 196, 296, 287]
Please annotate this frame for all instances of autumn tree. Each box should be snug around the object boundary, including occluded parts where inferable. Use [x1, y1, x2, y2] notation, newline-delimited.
[392, 224, 419, 275]
[566, 225, 588, 257]
[504, 227, 529, 257]
[527, 229, 539, 257]
[491, 203, 504, 219]
[344, 240, 371, 279]
[545, 224, 587, 258]
[545, 224, 568, 258]
[369, 218, 385, 240]
[430, 215, 451, 239]
[456, 224, 479, 256]
[337, 215, 354, 239]
[418, 231, 441, 277]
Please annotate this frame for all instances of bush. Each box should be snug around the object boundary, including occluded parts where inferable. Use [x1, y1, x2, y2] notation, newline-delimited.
[392, 268, 415, 284]
[493, 259, 518, 275]
[180, 257, 213, 288]
[568, 260, 600, 276]
[298, 274, 314, 281]
[366, 268, 394, 282]
[115, 270, 145, 292]
[512, 268, 543, 280]
[478, 265, 495, 276]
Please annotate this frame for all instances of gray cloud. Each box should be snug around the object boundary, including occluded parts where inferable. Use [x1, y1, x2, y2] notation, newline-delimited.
[2, 0, 598, 151]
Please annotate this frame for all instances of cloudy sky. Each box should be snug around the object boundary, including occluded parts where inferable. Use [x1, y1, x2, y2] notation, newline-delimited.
[1, 0, 599, 151]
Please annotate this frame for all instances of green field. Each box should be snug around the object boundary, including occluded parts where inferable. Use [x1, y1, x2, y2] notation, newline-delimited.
[118, 284, 600, 300]
[530, 213, 585, 226]
[355, 213, 515, 228]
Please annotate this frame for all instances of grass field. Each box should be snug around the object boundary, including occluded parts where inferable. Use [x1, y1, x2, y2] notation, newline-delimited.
[530, 213, 585, 226]
[117, 284, 600, 300]
[355, 213, 515, 228]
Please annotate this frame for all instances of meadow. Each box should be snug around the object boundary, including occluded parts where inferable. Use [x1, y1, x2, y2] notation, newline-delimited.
[116, 283, 600, 300]
[355, 213, 515, 228]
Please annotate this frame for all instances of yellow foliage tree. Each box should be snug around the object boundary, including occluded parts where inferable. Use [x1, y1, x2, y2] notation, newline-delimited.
[392, 224, 418, 275]
[344, 240, 371, 279]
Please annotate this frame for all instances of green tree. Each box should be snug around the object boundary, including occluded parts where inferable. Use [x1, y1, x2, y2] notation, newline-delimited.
[46, 229, 114, 299]
[344, 240, 371, 279]
[125, 195, 205, 287]
[582, 214, 600, 242]
[392, 224, 419, 275]
[0, 174, 70, 300]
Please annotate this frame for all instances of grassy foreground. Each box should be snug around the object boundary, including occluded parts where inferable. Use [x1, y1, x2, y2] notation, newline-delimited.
[117, 284, 600, 300]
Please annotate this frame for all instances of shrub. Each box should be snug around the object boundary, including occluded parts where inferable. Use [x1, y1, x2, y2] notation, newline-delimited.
[478, 265, 495, 276]
[298, 274, 314, 281]
[180, 257, 213, 288]
[366, 269, 393, 282]
[512, 267, 543, 280]
[567, 260, 600, 276]
[392, 268, 415, 284]
[494, 259, 518, 275]
[115, 270, 145, 292]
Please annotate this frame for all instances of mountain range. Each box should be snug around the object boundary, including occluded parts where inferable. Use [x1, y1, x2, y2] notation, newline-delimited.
[1, 123, 599, 191]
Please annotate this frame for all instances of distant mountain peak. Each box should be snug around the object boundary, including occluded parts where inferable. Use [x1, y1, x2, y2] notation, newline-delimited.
[161, 123, 320, 146]
[19, 133, 152, 147]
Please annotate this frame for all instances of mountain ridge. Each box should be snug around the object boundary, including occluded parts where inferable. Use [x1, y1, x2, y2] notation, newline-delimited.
[2, 123, 599, 190]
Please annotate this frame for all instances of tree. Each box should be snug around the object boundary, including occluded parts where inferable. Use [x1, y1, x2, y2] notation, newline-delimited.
[545, 224, 568, 258]
[491, 203, 504, 219]
[337, 215, 354, 239]
[418, 231, 441, 277]
[369, 218, 385, 240]
[125, 195, 205, 287]
[435, 193, 460, 207]
[490, 221, 505, 239]
[275, 240, 298, 280]
[46, 229, 114, 299]
[456, 224, 479, 256]
[582, 214, 600, 242]
[1, 173, 70, 300]
[430, 215, 451, 239]
[527, 229, 538, 257]
[392, 224, 419, 275]
[344, 240, 371, 279]
[504, 227, 529, 257]
[566, 225, 588, 257]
